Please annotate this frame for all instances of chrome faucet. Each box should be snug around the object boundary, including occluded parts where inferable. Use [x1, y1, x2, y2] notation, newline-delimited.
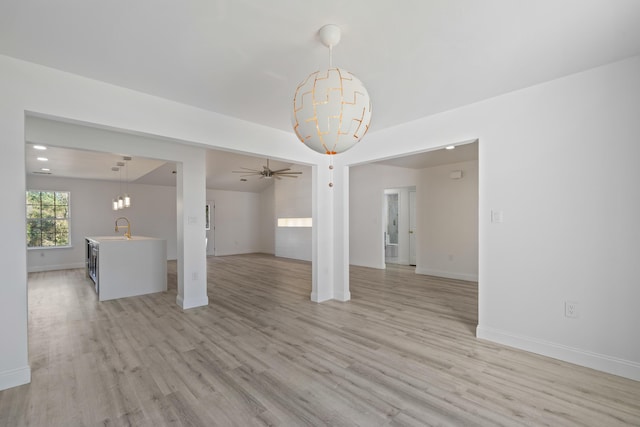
[115, 217, 132, 239]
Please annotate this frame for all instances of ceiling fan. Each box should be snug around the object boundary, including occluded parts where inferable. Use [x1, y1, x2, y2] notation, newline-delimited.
[232, 159, 301, 180]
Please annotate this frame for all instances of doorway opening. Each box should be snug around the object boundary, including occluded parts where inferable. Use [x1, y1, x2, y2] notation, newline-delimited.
[384, 186, 416, 266]
[206, 201, 214, 256]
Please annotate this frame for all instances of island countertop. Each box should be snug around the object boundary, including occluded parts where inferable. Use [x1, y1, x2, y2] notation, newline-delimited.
[86, 235, 165, 243]
[85, 236, 167, 301]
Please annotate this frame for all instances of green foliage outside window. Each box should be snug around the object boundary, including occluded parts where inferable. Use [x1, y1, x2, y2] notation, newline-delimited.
[26, 191, 70, 248]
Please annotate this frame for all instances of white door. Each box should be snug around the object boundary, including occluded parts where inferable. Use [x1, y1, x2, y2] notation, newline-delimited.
[409, 190, 416, 265]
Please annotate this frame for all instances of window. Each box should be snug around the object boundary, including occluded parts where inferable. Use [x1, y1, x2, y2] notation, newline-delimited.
[26, 190, 70, 248]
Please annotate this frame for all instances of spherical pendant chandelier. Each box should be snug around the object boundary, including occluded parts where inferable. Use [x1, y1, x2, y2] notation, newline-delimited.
[292, 24, 372, 156]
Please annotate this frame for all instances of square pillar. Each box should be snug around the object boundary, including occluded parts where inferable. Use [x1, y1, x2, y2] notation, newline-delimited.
[311, 159, 350, 302]
[176, 148, 209, 309]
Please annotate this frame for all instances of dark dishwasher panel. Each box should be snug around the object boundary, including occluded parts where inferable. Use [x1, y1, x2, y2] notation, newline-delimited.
[86, 239, 99, 294]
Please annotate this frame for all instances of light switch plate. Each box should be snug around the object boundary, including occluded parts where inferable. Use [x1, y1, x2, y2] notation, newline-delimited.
[491, 210, 503, 223]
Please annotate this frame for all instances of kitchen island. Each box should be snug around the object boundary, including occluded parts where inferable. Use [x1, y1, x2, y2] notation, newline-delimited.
[85, 235, 167, 301]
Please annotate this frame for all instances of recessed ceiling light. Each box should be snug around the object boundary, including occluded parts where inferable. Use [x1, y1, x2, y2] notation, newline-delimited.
[445, 145, 455, 150]
[37, 157, 48, 161]
[33, 145, 47, 150]
[41, 168, 50, 172]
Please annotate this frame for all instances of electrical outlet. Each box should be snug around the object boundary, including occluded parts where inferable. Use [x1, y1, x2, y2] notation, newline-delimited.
[565, 301, 579, 318]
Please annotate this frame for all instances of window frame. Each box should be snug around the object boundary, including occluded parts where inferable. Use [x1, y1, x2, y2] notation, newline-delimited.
[26, 190, 72, 249]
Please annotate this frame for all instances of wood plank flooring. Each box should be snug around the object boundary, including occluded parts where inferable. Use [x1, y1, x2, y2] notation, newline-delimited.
[1, 254, 639, 426]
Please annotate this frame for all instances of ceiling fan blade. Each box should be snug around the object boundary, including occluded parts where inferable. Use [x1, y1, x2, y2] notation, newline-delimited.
[232, 161, 300, 180]
[232, 172, 262, 176]
[232, 168, 260, 173]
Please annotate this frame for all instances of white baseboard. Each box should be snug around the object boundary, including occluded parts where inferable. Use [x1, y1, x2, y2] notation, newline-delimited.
[333, 290, 351, 302]
[176, 294, 209, 310]
[350, 261, 386, 270]
[28, 262, 85, 273]
[476, 325, 640, 382]
[0, 365, 31, 391]
[310, 291, 332, 303]
[275, 253, 313, 262]
[415, 267, 478, 282]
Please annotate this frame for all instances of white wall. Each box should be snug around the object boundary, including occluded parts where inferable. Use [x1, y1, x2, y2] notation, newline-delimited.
[26, 176, 178, 271]
[26, 179, 276, 268]
[274, 165, 312, 261]
[416, 160, 478, 281]
[341, 56, 640, 380]
[258, 184, 276, 254]
[2, 51, 639, 391]
[349, 164, 420, 269]
[206, 189, 262, 256]
[25, 116, 210, 311]
[0, 53, 323, 392]
[350, 161, 477, 279]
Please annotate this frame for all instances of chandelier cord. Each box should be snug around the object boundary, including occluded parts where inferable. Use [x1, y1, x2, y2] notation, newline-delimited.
[329, 155, 334, 188]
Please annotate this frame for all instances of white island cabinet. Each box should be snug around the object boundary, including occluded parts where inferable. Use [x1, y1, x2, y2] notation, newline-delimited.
[85, 236, 167, 301]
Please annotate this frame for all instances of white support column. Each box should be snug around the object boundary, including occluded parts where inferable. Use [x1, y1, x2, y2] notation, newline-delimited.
[311, 163, 334, 302]
[0, 110, 31, 391]
[176, 148, 209, 309]
[311, 159, 351, 303]
[332, 163, 351, 301]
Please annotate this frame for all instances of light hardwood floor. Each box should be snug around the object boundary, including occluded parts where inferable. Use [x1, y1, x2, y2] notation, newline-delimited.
[1, 254, 639, 426]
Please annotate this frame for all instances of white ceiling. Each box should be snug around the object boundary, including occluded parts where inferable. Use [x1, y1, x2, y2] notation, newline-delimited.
[377, 141, 478, 169]
[26, 144, 166, 182]
[26, 137, 304, 193]
[134, 151, 304, 193]
[6, 1, 640, 188]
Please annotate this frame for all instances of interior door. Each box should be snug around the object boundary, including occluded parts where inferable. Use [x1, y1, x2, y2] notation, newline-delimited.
[409, 190, 416, 266]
